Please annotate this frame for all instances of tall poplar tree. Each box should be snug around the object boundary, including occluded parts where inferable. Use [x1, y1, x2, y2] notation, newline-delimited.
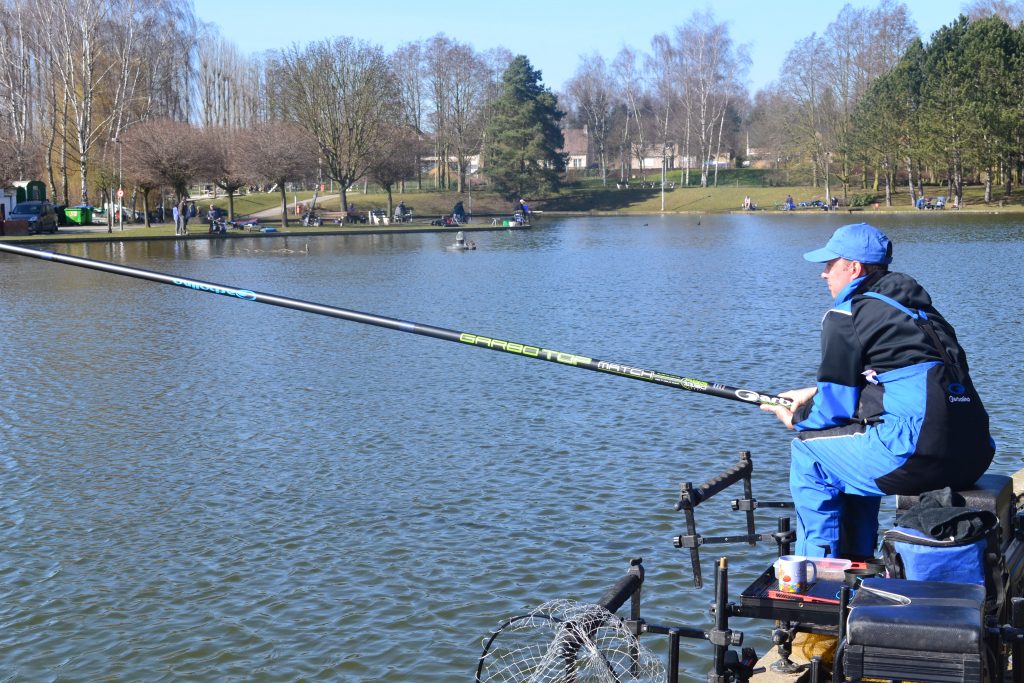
[483, 55, 565, 200]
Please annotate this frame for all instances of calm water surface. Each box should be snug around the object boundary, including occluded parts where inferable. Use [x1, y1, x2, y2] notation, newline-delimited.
[2, 214, 1022, 681]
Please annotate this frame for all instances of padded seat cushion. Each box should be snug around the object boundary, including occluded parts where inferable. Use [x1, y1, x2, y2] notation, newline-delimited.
[846, 577, 985, 654]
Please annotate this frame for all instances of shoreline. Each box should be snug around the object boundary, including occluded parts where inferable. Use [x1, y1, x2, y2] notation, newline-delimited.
[0, 222, 534, 245]
[2, 205, 1018, 245]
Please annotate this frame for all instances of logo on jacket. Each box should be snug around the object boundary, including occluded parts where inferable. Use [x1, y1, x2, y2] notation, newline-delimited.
[947, 383, 971, 403]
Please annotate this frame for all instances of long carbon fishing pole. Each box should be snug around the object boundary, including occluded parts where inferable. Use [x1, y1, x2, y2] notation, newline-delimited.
[0, 242, 793, 409]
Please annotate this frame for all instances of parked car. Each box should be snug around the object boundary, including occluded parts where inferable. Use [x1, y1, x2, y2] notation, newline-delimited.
[9, 201, 58, 233]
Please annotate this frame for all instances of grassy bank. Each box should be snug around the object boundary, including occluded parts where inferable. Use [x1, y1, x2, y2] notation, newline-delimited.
[5, 180, 1022, 244]
[540, 178, 1024, 214]
[208, 183, 1023, 219]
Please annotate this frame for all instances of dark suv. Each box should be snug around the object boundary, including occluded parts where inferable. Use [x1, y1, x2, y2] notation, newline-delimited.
[9, 201, 59, 234]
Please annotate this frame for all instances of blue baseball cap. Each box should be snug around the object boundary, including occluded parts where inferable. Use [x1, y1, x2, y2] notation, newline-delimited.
[803, 223, 893, 264]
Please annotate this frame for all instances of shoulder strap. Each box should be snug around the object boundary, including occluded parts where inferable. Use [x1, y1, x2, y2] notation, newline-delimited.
[859, 291, 960, 376]
[860, 291, 921, 319]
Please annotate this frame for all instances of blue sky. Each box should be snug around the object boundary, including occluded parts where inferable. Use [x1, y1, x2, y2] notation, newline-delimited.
[194, 0, 969, 95]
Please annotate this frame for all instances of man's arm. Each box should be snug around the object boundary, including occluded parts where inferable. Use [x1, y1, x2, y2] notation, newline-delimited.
[792, 308, 864, 431]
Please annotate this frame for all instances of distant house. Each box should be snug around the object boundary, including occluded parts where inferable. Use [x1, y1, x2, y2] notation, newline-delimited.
[634, 144, 677, 172]
[421, 153, 481, 184]
[611, 143, 684, 175]
[561, 127, 589, 171]
[556, 128, 733, 176]
[701, 152, 733, 168]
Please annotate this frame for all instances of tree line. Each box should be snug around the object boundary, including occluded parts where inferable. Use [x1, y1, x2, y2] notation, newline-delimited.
[0, 0, 1021, 220]
[752, 0, 1024, 206]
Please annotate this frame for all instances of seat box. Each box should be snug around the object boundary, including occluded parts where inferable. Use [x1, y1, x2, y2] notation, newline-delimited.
[844, 577, 985, 683]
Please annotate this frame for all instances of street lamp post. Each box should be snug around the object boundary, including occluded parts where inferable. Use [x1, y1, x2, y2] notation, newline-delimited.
[114, 138, 123, 231]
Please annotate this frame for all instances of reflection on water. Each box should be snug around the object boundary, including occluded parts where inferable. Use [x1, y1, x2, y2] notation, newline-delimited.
[2, 214, 1022, 681]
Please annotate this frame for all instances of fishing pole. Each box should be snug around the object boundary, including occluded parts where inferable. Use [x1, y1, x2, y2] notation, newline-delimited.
[0, 242, 794, 409]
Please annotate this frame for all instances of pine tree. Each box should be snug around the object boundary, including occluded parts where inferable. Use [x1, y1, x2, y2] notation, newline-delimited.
[483, 56, 566, 200]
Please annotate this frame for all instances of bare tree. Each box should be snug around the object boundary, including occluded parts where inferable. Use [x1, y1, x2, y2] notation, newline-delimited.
[0, 136, 22, 186]
[139, 1, 198, 121]
[196, 24, 260, 129]
[673, 11, 745, 187]
[0, 0, 39, 180]
[276, 37, 399, 213]
[647, 35, 678, 195]
[963, 0, 1024, 24]
[612, 47, 648, 179]
[122, 119, 213, 205]
[422, 35, 492, 193]
[368, 126, 425, 216]
[565, 53, 616, 185]
[391, 41, 427, 190]
[202, 125, 249, 220]
[35, 0, 113, 205]
[236, 121, 317, 227]
[821, 2, 916, 203]
[782, 34, 834, 192]
[747, 85, 800, 180]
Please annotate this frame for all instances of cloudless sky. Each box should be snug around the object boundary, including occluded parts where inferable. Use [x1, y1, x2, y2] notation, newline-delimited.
[194, 0, 970, 95]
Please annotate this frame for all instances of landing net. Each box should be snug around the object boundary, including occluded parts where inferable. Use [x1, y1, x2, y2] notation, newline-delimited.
[476, 599, 665, 683]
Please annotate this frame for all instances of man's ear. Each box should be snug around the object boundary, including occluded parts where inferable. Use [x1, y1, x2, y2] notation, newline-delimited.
[849, 260, 865, 277]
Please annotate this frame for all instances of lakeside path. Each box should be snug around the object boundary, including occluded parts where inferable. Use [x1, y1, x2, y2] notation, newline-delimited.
[249, 194, 340, 220]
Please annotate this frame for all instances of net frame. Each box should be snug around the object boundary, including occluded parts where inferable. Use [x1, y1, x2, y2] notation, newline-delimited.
[476, 599, 665, 683]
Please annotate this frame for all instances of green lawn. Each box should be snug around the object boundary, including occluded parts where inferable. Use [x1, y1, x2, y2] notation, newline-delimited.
[186, 175, 1024, 220]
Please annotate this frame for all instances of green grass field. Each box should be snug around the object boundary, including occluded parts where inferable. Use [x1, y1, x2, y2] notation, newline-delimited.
[204, 181, 1021, 220]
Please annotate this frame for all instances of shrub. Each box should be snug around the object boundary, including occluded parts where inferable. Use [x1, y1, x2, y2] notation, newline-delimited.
[850, 193, 877, 207]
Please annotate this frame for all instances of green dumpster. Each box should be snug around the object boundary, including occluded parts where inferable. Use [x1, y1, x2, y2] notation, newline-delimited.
[65, 206, 93, 225]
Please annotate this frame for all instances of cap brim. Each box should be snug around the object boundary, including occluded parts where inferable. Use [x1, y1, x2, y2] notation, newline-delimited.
[803, 247, 839, 263]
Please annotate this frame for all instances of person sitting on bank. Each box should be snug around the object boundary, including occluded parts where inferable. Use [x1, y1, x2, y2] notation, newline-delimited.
[452, 201, 466, 224]
[761, 223, 994, 559]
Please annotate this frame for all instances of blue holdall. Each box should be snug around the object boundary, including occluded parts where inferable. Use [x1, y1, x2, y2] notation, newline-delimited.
[882, 526, 991, 585]
[881, 487, 999, 587]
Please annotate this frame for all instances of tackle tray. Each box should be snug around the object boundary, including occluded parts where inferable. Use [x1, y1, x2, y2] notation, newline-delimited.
[733, 566, 845, 626]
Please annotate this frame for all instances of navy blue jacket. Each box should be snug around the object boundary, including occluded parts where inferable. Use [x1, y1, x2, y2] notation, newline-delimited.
[793, 271, 994, 494]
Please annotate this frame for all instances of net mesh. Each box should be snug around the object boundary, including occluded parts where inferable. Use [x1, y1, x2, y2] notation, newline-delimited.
[477, 599, 665, 683]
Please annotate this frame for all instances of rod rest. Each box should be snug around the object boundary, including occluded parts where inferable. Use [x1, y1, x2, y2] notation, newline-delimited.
[676, 451, 752, 510]
[595, 557, 644, 614]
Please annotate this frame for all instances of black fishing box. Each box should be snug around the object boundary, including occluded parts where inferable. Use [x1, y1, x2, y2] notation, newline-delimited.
[844, 577, 986, 683]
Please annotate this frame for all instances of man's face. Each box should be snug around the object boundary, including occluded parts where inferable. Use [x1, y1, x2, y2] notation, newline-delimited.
[821, 258, 859, 298]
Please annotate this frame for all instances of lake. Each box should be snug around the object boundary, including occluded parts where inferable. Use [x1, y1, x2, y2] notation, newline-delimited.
[2, 213, 1022, 681]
